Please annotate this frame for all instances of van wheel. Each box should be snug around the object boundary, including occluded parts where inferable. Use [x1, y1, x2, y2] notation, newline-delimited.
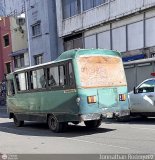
[13, 115, 24, 127]
[48, 115, 67, 133]
[84, 119, 102, 128]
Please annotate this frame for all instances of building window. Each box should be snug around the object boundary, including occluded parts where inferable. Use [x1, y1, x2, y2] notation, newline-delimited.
[14, 54, 24, 69]
[5, 62, 11, 74]
[83, 0, 108, 11]
[62, 0, 81, 19]
[64, 34, 83, 51]
[32, 22, 41, 37]
[34, 54, 43, 65]
[3, 34, 9, 47]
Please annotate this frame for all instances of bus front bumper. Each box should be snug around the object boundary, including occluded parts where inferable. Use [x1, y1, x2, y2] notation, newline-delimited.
[80, 110, 130, 121]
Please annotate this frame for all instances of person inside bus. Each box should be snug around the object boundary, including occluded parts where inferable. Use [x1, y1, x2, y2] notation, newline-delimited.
[49, 75, 56, 87]
[40, 74, 46, 88]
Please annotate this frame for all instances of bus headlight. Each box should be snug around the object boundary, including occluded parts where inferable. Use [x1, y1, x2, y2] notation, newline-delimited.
[87, 96, 96, 104]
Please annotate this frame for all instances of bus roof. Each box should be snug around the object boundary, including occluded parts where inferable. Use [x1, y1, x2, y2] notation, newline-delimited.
[56, 49, 121, 61]
[11, 49, 121, 73]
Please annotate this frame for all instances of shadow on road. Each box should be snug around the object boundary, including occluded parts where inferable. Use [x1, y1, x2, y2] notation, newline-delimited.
[104, 117, 155, 125]
[1, 110, 155, 137]
[0, 120, 116, 137]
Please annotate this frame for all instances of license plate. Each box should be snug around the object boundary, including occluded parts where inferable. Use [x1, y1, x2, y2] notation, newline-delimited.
[106, 112, 113, 118]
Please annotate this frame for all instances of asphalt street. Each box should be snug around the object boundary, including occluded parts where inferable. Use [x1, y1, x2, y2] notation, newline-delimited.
[0, 105, 155, 155]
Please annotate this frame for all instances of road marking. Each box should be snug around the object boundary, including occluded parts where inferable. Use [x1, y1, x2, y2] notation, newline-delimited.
[67, 137, 131, 150]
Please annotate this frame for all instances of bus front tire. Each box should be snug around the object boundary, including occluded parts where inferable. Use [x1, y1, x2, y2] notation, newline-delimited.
[48, 115, 67, 133]
[84, 119, 102, 128]
[13, 115, 24, 127]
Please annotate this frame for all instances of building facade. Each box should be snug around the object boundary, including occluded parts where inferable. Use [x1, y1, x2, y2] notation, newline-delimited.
[3, 0, 60, 66]
[10, 16, 29, 70]
[2, 0, 25, 16]
[0, 17, 12, 82]
[25, 0, 58, 65]
[3, 0, 155, 65]
[56, 0, 155, 61]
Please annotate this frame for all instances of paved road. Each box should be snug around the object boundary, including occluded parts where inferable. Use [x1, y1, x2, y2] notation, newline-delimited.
[0, 106, 155, 155]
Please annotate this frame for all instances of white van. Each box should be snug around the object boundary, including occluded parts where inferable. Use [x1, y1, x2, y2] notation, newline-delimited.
[128, 78, 155, 117]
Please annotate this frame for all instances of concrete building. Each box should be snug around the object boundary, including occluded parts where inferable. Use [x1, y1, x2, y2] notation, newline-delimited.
[2, 0, 25, 16]
[56, 0, 155, 60]
[25, 0, 58, 65]
[0, 17, 12, 82]
[3, 0, 155, 65]
[0, 0, 6, 16]
[3, 0, 59, 66]
[10, 16, 29, 70]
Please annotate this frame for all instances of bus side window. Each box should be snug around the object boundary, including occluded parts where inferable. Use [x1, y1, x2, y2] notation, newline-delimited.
[47, 67, 58, 87]
[69, 62, 74, 86]
[15, 73, 28, 91]
[59, 65, 67, 86]
[31, 69, 46, 90]
[15, 74, 20, 91]
[7, 80, 15, 96]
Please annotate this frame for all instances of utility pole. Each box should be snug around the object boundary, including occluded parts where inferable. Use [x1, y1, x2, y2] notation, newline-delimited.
[24, 0, 32, 66]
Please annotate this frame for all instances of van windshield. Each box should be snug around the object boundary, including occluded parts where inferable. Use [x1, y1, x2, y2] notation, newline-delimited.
[77, 55, 127, 88]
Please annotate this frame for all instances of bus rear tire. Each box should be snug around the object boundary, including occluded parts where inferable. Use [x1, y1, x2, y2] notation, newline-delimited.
[84, 119, 102, 128]
[13, 115, 24, 127]
[48, 115, 67, 133]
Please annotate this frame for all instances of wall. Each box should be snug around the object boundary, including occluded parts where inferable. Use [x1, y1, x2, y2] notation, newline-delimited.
[0, 17, 12, 82]
[3, 0, 25, 16]
[82, 8, 155, 57]
[56, 0, 155, 37]
[10, 17, 27, 52]
[26, 0, 58, 65]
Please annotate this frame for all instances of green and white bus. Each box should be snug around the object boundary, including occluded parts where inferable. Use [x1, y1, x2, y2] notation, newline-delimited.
[7, 49, 129, 132]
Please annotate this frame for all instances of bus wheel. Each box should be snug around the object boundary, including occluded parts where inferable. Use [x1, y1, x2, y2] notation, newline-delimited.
[48, 115, 67, 133]
[84, 119, 102, 128]
[13, 115, 24, 127]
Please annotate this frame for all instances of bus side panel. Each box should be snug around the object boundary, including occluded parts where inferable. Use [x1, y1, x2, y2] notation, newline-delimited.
[7, 94, 30, 113]
[8, 90, 79, 122]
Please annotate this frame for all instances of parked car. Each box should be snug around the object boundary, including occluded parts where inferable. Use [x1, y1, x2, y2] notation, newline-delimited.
[128, 78, 155, 118]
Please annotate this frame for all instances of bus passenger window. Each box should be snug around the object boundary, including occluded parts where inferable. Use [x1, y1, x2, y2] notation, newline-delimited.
[15, 74, 20, 91]
[32, 69, 46, 89]
[59, 65, 67, 86]
[7, 80, 15, 96]
[15, 73, 28, 91]
[69, 63, 74, 86]
[47, 67, 59, 87]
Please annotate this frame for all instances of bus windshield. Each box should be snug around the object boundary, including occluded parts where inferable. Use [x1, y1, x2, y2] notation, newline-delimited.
[77, 55, 127, 88]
